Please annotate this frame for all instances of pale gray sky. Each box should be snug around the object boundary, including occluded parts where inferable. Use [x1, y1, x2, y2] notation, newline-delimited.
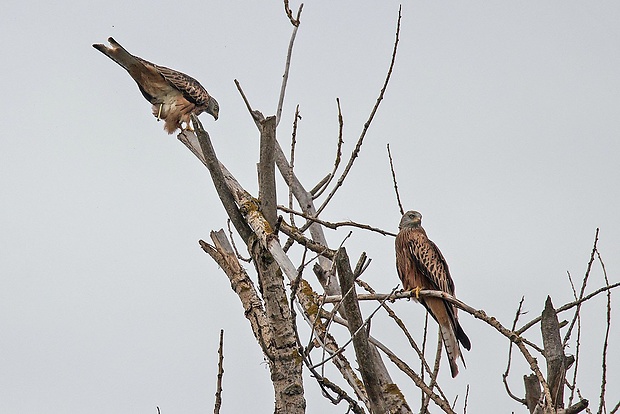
[1, 1, 618, 413]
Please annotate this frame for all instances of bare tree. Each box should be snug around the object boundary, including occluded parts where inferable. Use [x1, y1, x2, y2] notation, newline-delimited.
[103, 3, 618, 413]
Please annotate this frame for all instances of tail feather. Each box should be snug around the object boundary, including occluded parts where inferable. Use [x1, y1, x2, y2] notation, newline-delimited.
[438, 321, 461, 378]
[93, 37, 143, 73]
[426, 297, 462, 378]
[456, 322, 471, 351]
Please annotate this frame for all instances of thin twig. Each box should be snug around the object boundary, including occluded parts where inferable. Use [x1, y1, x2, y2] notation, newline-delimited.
[309, 286, 398, 371]
[352, 281, 450, 408]
[368, 336, 456, 414]
[464, 384, 470, 414]
[326, 287, 557, 412]
[288, 105, 301, 227]
[315, 6, 402, 216]
[233, 79, 264, 123]
[517, 281, 619, 336]
[287, 260, 364, 413]
[276, 3, 303, 125]
[213, 329, 224, 414]
[355, 280, 436, 378]
[387, 143, 404, 216]
[421, 332, 443, 412]
[563, 228, 600, 345]
[227, 219, 251, 262]
[312, 98, 345, 199]
[567, 270, 581, 407]
[277, 205, 397, 236]
[503, 297, 528, 405]
[278, 220, 336, 259]
[283, 0, 302, 26]
[577, 389, 593, 414]
[421, 312, 429, 406]
[596, 249, 610, 414]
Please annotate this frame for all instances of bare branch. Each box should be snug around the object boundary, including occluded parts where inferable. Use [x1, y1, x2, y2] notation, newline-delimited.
[421, 333, 443, 413]
[288, 105, 301, 227]
[596, 249, 611, 414]
[566, 271, 582, 407]
[517, 281, 620, 336]
[312, 249, 411, 413]
[563, 229, 600, 346]
[213, 329, 224, 414]
[312, 376, 366, 414]
[354, 280, 438, 386]
[336, 248, 390, 414]
[368, 337, 455, 414]
[503, 297, 528, 405]
[278, 220, 336, 259]
[283, 0, 302, 27]
[325, 288, 556, 412]
[387, 143, 405, 216]
[199, 232, 272, 357]
[226, 219, 251, 263]
[277, 205, 397, 236]
[561, 399, 590, 414]
[272, 131, 337, 291]
[464, 384, 470, 414]
[276, 3, 303, 124]
[316, 6, 402, 216]
[312, 98, 345, 199]
[234, 79, 264, 123]
[185, 118, 253, 244]
[258, 116, 278, 228]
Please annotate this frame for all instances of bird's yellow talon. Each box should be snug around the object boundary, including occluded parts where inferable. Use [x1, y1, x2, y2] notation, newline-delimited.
[413, 286, 421, 299]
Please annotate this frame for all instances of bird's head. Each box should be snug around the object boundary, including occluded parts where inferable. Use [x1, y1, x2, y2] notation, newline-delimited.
[208, 97, 219, 120]
[399, 210, 422, 229]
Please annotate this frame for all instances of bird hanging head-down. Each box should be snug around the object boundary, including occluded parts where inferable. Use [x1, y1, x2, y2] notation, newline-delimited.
[395, 210, 471, 377]
[93, 37, 218, 134]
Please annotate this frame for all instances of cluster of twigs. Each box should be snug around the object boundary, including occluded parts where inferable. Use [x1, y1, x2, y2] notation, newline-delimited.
[171, 2, 618, 413]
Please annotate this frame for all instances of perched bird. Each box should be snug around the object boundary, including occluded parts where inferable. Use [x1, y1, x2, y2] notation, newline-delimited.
[395, 210, 471, 377]
[93, 37, 219, 134]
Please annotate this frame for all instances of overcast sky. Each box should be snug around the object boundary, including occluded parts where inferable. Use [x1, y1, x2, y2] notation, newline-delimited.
[1, 1, 618, 413]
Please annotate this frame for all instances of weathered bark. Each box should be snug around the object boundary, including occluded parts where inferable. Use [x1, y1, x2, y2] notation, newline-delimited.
[250, 236, 306, 414]
[258, 115, 277, 229]
[187, 116, 253, 244]
[189, 122, 305, 412]
[200, 231, 270, 346]
[201, 230, 305, 413]
[336, 248, 411, 414]
[541, 296, 565, 409]
[561, 399, 589, 414]
[524, 373, 541, 414]
[336, 248, 388, 414]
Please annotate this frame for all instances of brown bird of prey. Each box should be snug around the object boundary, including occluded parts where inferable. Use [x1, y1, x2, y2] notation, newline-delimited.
[395, 210, 471, 377]
[93, 37, 219, 134]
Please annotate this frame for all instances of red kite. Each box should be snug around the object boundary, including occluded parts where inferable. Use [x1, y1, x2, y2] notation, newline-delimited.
[395, 210, 471, 377]
[93, 37, 218, 134]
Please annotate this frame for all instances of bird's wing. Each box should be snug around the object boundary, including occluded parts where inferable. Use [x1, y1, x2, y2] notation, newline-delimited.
[407, 230, 455, 295]
[146, 61, 211, 107]
[93, 37, 174, 104]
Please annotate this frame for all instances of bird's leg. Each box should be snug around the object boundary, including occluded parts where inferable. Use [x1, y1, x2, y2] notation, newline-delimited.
[156, 103, 163, 121]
